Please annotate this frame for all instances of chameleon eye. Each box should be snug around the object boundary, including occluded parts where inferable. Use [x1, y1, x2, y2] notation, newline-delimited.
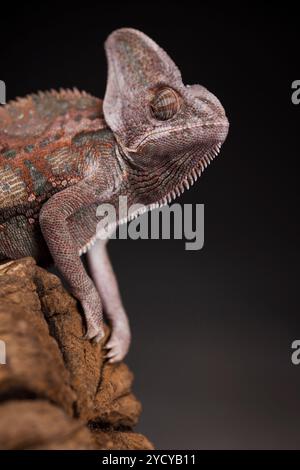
[150, 87, 180, 120]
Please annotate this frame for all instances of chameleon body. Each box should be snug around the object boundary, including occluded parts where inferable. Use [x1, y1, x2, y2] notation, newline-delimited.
[0, 29, 229, 362]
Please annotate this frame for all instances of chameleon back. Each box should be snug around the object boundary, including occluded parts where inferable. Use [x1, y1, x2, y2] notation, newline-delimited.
[0, 89, 109, 263]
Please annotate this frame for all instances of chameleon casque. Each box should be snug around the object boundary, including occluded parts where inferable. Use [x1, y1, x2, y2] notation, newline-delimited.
[0, 29, 229, 362]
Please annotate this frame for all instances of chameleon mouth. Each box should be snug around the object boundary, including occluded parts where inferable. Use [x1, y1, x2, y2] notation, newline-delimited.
[79, 141, 222, 254]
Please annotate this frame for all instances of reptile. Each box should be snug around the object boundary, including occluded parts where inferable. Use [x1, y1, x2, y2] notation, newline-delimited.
[0, 28, 229, 362]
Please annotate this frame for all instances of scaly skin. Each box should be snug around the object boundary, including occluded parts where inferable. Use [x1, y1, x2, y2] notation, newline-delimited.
[0, 29, 229, 362]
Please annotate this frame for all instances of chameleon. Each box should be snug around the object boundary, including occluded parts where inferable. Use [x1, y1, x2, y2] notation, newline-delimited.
[0, 28, 229, 362]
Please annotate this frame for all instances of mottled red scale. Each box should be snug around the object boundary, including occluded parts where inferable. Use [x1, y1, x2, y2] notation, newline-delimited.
[0, 89, 107, 217]
[0, 88, 114, 264]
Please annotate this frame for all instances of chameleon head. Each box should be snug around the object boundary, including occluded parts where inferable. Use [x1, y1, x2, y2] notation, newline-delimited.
[103, 28, 229, 204]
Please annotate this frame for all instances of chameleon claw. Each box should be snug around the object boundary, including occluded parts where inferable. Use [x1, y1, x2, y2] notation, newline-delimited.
[108, 354, 122, 364]
[92, 331, 105, 344]
[82, 325, 105, 343]
[105, 350, 117, 359]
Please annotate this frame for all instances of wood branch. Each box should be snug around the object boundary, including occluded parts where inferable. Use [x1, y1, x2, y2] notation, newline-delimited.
[0, 257, 153, 450]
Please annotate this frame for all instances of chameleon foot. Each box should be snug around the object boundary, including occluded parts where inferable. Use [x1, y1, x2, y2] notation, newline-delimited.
[104, 312, 131, 363]
[84, 325, 105, 343]
[81, 288, 105, 342]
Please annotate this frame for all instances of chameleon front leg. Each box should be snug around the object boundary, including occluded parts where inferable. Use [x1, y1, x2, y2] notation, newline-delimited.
[39, 182, 105, 342]
[87, 238, 131, 362]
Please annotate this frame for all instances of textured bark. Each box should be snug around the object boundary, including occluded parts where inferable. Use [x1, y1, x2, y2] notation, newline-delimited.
[0, 257, 153, 450]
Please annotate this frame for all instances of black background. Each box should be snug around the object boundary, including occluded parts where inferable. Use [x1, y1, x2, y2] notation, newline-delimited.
[1, 2, 299, 449]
